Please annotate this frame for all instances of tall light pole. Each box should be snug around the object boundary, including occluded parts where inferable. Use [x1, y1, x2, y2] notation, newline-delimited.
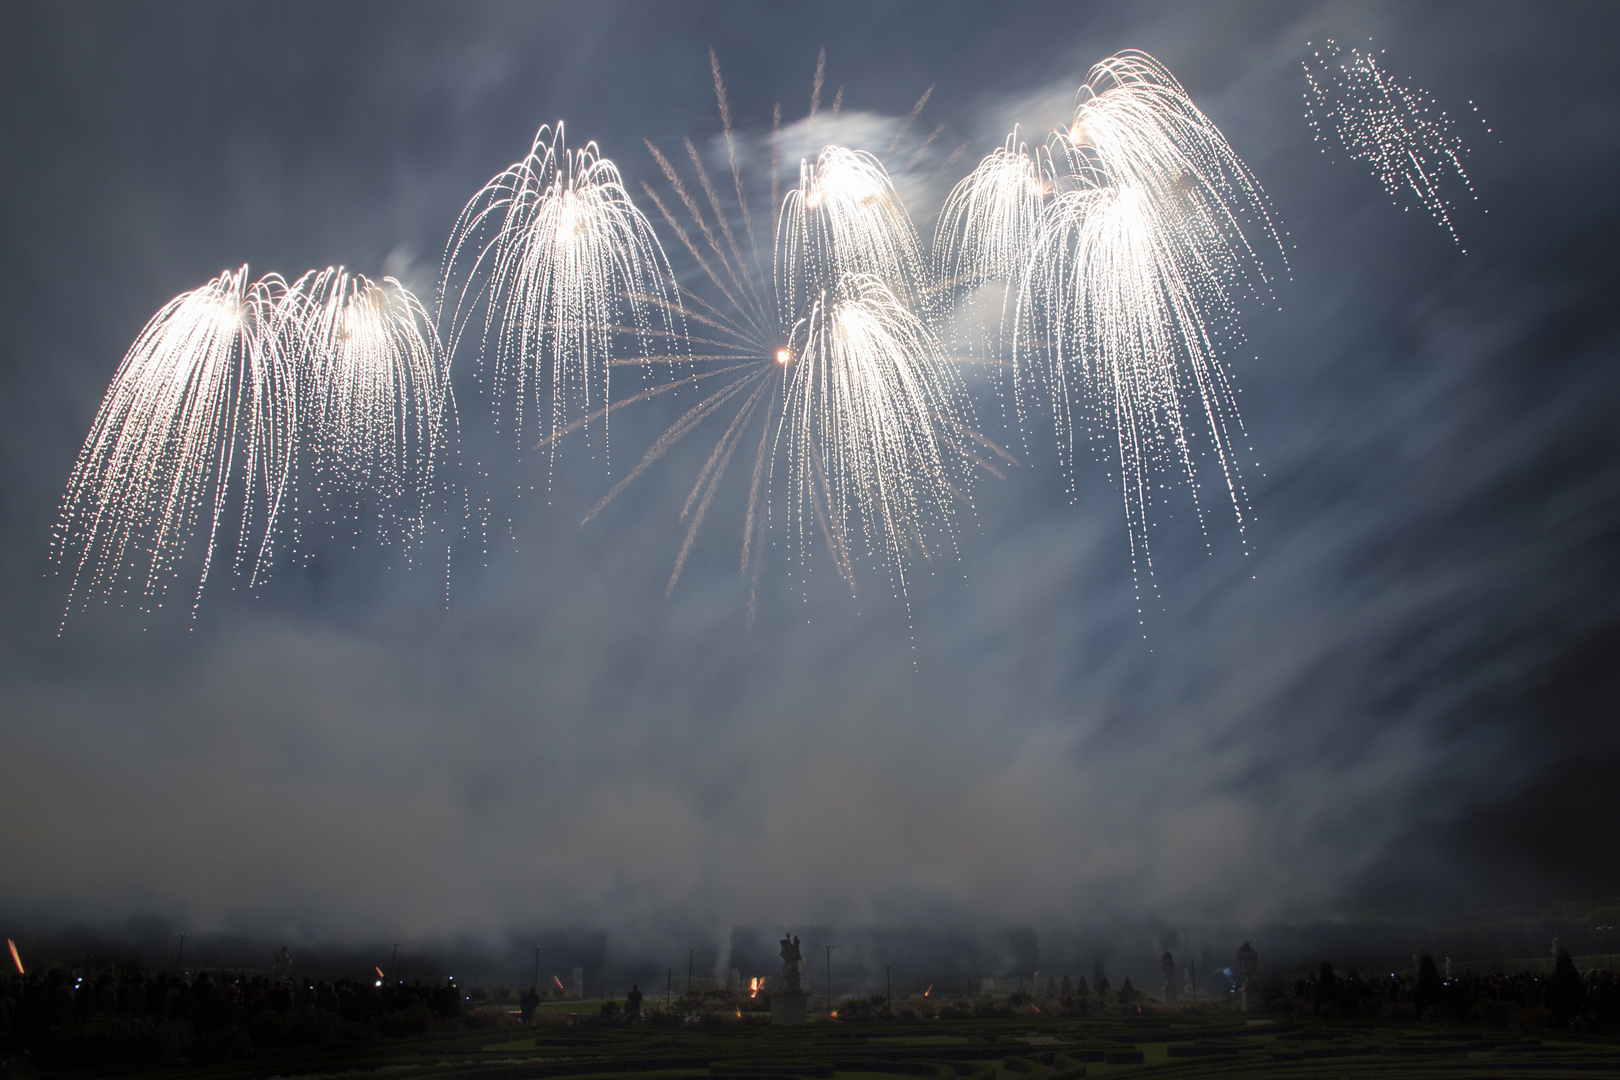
[389, 942, 402, 983]
[666, 967, 672, 1013]
[823, 944, 835, 1016]
[687, 947, 696, 998]
[171, 933, 187, 972]
[883, 964, 892, 1005]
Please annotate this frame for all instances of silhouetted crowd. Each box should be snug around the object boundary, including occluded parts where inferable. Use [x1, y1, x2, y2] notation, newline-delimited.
[1265, 951, 1620, 1030]
[4, 950, 1617, 1071]
[0, 967, 479, 1070]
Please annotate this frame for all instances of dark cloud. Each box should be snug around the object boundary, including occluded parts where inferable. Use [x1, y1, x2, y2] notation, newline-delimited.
[2, 0, 1618, 985]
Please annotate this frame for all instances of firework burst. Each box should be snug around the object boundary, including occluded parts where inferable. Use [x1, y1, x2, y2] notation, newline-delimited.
[781, 273, 976, 589]
[934, 128, 1052, 293]
[291, 267, 449, 546]
[778, 145, 933, 321]
[585, 52, 991, 617]
[53, 267, 300, 624]
[935, 51, 1285, 610]
[440, 122, 681, 467]
[1303, 38, 1487, 250]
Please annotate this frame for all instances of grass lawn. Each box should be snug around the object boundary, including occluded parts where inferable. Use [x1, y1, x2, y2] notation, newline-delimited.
[35, 1011, 1620, 1079]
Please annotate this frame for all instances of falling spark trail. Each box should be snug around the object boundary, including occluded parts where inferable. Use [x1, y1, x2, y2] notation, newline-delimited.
[291, 268, 449, 549]
[1304, 38, 1487, 250]
[599, 53, 984, 619]
[939, 51, 1286, 616]
[779, 145, 933, 321]
[935, 128, 1052, 292]
[440, 122, 682, 469]
[52, 267, 299, 625]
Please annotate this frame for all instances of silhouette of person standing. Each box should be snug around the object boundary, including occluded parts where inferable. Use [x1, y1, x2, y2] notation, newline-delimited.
[626, 983, 643, 1019]
[520, 985, 540, 1025]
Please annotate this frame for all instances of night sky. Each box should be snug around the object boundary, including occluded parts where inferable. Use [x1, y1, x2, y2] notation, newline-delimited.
[2, 1, 1618, 971]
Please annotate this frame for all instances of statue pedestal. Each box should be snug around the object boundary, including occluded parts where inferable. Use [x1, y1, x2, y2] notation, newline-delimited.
[770, 991, 809, 1026]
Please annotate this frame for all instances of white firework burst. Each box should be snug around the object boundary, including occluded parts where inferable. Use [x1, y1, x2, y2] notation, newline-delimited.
[290, 267, 449, 546]
[1304, 38, 1487, 250]
[440, 122, 682, 466]
[934, 51, 1285, 610]
[583, 52, 995, 617]
[53, 267, 300, 623]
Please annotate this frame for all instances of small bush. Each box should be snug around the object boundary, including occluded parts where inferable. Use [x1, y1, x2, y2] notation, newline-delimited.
[464, 1005, 519, 1029]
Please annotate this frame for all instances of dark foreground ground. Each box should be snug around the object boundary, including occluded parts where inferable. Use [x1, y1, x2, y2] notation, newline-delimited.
[16, 1014, 1620, 1080]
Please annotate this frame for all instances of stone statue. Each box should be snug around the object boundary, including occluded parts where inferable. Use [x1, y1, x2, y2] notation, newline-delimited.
[1160, 951, 1178, 1006]
[779, 934, 803, 993]
[269, 947, 293, 981]
[1236, 940, 1259, 1012]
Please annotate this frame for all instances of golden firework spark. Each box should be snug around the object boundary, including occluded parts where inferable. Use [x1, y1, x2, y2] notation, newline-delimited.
[780, 274, 977, 596]
[778, 145, 932, 322]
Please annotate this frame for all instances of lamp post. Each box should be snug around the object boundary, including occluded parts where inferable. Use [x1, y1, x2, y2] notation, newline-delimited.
[666, 967, 672, 1013]
[687, 948, 696, 999]
[389, 943, 402, 983]
[823, 944, 835, 1016]
[883, 964, 891, 1006]
[171, 933, 187, 972]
